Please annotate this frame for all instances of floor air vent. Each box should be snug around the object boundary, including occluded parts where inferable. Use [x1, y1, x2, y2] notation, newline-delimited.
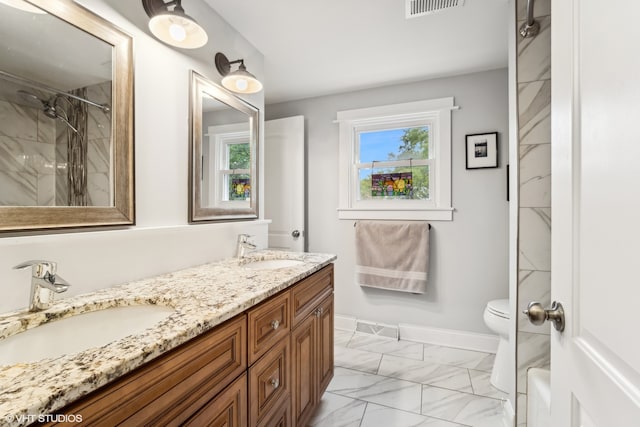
[406, 0, 465, 19]
[355, 320, 399, 340]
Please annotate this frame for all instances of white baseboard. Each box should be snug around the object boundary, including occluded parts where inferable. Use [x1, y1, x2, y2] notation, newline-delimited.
[335, 314, 357, 331]
[399, 323, 499, 353]
[335, 314, 499, 353]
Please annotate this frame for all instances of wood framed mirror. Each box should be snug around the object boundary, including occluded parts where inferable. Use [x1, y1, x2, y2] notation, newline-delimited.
[0, 0, 134, 231]
[189, 70, 259, 222]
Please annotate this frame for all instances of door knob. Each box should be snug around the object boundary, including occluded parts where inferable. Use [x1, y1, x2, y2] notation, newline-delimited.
[523, 301, 565, 332]
[291, 230, 301, 238]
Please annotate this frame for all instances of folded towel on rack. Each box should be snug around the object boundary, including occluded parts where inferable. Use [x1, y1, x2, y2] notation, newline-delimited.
[355, 220, 430, 294]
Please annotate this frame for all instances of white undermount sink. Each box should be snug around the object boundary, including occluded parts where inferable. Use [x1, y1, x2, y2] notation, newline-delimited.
[0, 305, 175, 366]
[243, 259, 305, 270]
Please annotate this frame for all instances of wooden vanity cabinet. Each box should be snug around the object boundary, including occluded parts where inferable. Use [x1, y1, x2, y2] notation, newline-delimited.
[291, 266, 334, 427]
[35, 264, 334, 427]
[38, 314, 247, 426]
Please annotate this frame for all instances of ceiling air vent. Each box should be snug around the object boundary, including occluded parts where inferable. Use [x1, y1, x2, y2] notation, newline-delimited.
[406, 0, 465, 19]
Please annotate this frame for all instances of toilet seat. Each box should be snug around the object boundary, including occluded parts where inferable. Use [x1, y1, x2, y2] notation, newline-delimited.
[486, 299, 509, 319]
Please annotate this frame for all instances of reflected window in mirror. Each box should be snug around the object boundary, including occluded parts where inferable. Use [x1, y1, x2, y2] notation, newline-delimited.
[190, 71, 258, 222]
[202, 122, 251, 206]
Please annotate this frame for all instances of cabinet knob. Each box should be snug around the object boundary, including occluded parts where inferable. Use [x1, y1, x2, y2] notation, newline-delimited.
[270, 378, 280, 389]
[271, 320, 280, 330]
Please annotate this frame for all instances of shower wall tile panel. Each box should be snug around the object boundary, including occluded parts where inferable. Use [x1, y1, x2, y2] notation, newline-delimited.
[0, 171, 37, 205]
[0, 100, 38, 141]
[517, 0, 551, 20]
[517, 392, 527, 426]
[87, 172, 110, 206]
[517, 270, 551, 335]
[516, 3, 551, 424]
[517, 16, 551, 83]
[516, 332, 550, 394]
[519, 143, 551, 207]
[518, 80, 551, 145]
[37, 173, 55, 206]
[87, 137, 110, 173]
[86, 81, 112, 140]
[0, 99, 57, 204]
[37, 110, 56, 144]
[518, 208, 551, 271]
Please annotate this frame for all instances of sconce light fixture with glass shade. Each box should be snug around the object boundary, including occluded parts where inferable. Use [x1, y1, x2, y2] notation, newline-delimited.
[0, 0, 46, 13]
[215, 52, 263, 94]
[142, 0, 208, 49]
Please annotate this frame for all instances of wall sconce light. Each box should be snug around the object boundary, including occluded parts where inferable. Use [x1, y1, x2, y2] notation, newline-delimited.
[142, 0, 208, 49]
[0, 0, 47, 14]
[215, 52, 263, 94]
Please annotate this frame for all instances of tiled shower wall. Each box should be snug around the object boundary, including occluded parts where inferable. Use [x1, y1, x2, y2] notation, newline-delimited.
[1, 80, 111, 207]
[515, 0, 551, 425]
[0, 99, 57, 205]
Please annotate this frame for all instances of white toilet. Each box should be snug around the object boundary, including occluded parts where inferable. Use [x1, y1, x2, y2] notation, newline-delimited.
[483, 298, 510, 392]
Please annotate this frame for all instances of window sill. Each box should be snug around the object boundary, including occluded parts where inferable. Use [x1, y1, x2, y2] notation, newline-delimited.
[337, 207, 453, 221]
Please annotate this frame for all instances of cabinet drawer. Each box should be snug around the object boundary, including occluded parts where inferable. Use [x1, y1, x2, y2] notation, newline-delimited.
[183, 372, 247, 427]
[43, 315, 247, 426]
[248, 290, 290, 364]
[249, 337, 290, 426]
[291, 264, 333, 327]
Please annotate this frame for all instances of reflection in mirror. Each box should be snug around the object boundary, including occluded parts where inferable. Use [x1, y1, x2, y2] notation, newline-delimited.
[190, 71, 258, 222]
[0, 0, 134, 231]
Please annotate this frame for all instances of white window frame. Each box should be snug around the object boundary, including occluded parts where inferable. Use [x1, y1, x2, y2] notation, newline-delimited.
[205, 123, 251, 208]
[337, 97, 455, 221]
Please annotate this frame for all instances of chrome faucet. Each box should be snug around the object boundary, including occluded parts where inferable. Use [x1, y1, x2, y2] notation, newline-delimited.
[236, 234, 257, 258]
[13, 260, 70, 311]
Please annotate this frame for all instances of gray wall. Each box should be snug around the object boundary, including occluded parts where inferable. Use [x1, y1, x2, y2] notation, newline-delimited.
[266, 68, 509, 334]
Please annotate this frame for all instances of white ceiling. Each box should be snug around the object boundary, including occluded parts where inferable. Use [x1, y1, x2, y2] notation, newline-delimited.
[203, 0, 509, 104]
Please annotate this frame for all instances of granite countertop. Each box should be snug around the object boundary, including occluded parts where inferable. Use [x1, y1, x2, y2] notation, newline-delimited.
[0, 250, 336, 426]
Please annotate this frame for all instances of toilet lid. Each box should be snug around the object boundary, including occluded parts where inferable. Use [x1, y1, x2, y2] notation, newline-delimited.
[487, 299, 510, 319]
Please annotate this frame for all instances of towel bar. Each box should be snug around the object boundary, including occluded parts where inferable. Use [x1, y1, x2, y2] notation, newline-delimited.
[353, 222, 431, 230]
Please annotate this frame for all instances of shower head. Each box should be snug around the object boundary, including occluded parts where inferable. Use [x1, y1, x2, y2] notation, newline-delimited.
[17, 89, 56, 116]
[16, 89, 78, 134]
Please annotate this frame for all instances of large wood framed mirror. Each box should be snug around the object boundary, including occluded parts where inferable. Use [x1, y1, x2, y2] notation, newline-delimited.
[189, 71, 259, 222]
[0, 0, 134, 231]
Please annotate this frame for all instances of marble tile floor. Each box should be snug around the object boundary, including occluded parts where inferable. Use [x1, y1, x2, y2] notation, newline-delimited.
[309, 329, 507, 427]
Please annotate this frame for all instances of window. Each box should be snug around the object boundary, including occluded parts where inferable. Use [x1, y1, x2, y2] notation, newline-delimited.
[337, 97, 455, 220]
[203, 123, 251, 207]
[222, 139, 251, 201]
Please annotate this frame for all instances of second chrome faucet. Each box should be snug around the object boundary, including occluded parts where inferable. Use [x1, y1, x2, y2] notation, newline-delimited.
[236, 234, 257, 259]
[14, 260, 70, 311]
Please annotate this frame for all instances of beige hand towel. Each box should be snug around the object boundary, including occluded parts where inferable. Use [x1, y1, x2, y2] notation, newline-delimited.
[355, 220, 430, 294]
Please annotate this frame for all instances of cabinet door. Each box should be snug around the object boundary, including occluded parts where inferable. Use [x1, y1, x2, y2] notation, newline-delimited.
[317, 295, 334, 396]
[257, 397, 291, 427]
[182, 373, 247, 427]
[290, 312, 316, 427]
[249, 337, 290, 426]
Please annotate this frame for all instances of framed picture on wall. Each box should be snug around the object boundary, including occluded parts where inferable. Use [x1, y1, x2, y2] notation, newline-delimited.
[465, 132, 498, 169]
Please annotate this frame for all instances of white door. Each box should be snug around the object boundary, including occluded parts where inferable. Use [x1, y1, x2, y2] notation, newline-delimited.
[264, 116, 305, 251]
[551, 0, 640, 425]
